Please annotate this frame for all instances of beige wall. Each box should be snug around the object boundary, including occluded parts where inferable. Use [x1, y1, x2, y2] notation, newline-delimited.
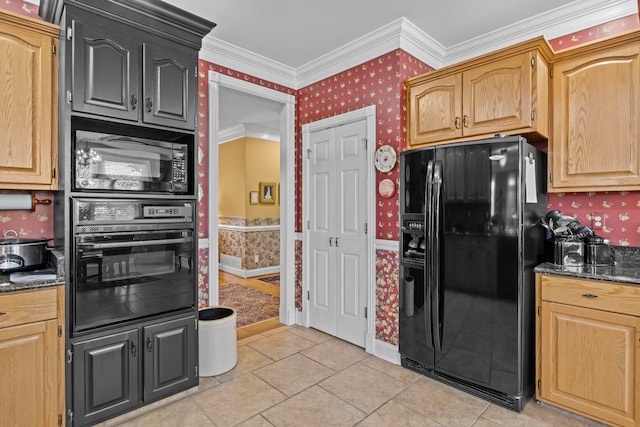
[218, 137, 280, 219]
[218, 140, 246, 217]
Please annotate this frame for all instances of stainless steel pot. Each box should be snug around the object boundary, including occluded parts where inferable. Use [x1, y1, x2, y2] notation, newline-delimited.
[0, 230, 50, 272]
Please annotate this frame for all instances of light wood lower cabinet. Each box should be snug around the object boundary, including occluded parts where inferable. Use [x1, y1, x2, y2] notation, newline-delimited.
[536, 274, 640, 427]
[0, 286, 64, 427]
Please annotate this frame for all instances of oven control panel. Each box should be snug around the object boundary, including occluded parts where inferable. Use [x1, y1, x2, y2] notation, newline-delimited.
[143, 206, 190, 218]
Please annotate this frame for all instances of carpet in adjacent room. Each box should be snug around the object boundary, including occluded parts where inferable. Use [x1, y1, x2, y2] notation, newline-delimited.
[218, 283, 279, 327]
[257, 274, 280, 286]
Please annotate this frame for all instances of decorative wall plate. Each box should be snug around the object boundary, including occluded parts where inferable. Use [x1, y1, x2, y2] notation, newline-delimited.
[378, 178, 396, 198]
[374, 145, 397, 173]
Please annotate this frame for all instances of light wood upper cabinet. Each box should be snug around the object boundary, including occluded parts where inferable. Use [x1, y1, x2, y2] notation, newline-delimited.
[536, 274, 640, 427]
[462, 53, 533, 137]
[550, 30, 640, 192]
[407, 37, 552, 147]
[0, 286, 64, 427]
[408, 74, 462, 144]
[0, 10, 58, 190]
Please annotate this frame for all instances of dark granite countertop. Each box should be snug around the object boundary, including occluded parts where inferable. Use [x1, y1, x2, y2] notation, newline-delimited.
[0, 247, 65, 293]
[535, 246, 640, 285]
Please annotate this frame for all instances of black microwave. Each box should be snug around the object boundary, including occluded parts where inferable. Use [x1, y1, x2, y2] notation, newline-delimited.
[73, 130, 190, 194]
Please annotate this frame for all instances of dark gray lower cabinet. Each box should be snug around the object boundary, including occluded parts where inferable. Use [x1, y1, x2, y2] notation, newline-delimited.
[72, 329, 139, 426]
[71, 315, 197, 426]
[143, 316, 197, 402]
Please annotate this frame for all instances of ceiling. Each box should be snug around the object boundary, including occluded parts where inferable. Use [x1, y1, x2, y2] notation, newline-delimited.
[168, 0, 579, 68]
[165, 0, 636, 70]
[160, 0, 636, 137]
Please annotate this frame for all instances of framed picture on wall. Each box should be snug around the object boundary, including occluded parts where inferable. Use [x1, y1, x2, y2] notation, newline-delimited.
[249, 191, 259, 205]
[259, 182, 276, 204]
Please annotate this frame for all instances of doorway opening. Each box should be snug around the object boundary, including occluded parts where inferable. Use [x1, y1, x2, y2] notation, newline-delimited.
[207, 71, 296, 329]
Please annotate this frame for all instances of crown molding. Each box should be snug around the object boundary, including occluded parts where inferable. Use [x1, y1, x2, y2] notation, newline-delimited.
[200, 36, 298, 89]
[443, 0, 637, 66]
[398, 18, 446, 70]
[218, 124, 281, 144]
[200, 0, 638, 89]
[295, 17, 445, 88]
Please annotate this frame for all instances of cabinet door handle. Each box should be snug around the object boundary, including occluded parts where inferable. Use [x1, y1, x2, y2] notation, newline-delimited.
[147, 336, 153, 352]
[454, 117, 460, 129]
[131, 341, 137, 357]
[335, 237, 339, 247]
[463, 115, 469, 128]
[329, 237, 333, 247]
[131, 94, 138, 110]
[581, 293, 598, 299]
[145, 97, 153, 113]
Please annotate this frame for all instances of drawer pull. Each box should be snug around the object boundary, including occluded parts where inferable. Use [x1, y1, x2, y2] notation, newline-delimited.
[581, 293, 598, 299]
[0, 311, 5, 316]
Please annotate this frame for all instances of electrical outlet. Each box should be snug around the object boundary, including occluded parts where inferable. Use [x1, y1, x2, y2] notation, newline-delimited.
[592, 213, 604, 230]
[254, 255, 259, 263]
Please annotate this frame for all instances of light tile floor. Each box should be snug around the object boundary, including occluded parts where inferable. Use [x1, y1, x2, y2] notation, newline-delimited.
[113, 325, 605, 427]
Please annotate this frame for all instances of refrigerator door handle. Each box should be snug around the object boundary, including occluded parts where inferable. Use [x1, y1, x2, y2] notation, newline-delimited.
[431, 160, 444, 352]
[424, 160, 434, 349]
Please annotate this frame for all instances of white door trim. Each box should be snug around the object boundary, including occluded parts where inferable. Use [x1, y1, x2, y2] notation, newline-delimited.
[301, 105, 377, 352]
[208, 70, 297, 325]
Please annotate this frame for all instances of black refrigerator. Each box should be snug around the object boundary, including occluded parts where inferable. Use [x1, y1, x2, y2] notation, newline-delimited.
[399, 135, 547, 411]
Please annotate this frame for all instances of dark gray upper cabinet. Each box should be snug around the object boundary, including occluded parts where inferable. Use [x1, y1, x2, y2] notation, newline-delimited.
[143, 42, 196, 130]
[40, 0, 215, 131]
[71, 11, 139, 121]
[70, 9, 197, 130]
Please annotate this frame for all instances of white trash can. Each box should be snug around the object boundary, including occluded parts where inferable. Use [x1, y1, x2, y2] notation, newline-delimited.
[198, 307, 237, 376]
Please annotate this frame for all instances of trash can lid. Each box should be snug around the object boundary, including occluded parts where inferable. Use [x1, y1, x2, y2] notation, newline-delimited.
[199, 307, 235, 321]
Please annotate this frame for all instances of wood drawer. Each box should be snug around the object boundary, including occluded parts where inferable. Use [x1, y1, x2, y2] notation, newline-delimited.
[539, 275, 640, 317]
[0, 288, 58, 329]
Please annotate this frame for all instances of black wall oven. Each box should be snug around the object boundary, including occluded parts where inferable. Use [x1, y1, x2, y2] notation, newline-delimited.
[71, 198, 195, 335]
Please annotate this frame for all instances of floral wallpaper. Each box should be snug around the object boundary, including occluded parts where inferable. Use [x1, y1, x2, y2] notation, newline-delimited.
[546, 14, 640, 247]
[296, 50, 431, 343]
[0, 191, 54, 240]
[297, 50, 432, 240]
[196, 61, 295, 303]
[0, 0, 38, 17]
[197, 247, 209, 307]
[375, 249, 399, 345]
[547, 14, 639, 51]
[548, 192, 640, 246]
[295, 239, 302, 311]
[5, 0, 637, 342]
[196, 13, 640, 344]
[218, 216, 280, 271]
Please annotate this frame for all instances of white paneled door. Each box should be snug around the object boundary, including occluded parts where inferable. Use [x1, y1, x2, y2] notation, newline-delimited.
[308, 119, 368, 347]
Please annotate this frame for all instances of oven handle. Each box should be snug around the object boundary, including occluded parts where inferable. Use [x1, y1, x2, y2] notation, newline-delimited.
[77, 237, 192, 249]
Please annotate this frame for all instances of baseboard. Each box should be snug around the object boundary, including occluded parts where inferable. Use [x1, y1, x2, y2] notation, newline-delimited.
[218, 264, 280, 278]
[247, 266, 279, 277]
[218, 264, 245, 277]
[372, 338, 401, 365]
